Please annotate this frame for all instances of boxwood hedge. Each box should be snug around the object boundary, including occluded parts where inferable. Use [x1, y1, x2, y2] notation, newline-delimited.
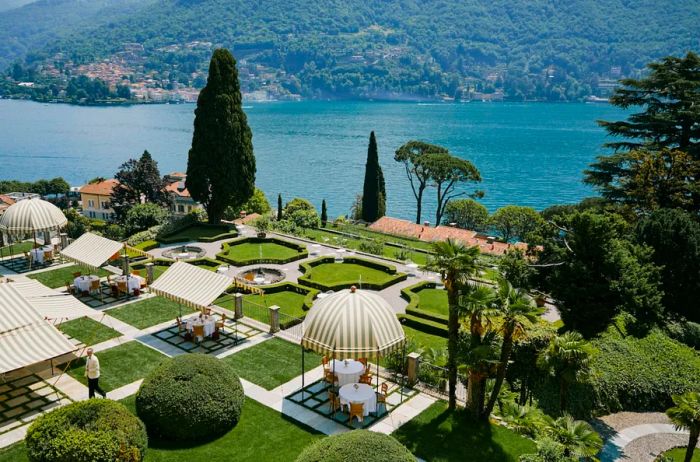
[298, 256, 407, 291]
[25, 399, 147, 462]
[295, 430, 414, 462]
[135, 354, 244, 441]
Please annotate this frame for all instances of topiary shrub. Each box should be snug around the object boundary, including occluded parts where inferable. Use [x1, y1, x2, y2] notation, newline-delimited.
[25, 399, 147, 462]
[135, 354, 244, 441]
[295, 430, 414, 462]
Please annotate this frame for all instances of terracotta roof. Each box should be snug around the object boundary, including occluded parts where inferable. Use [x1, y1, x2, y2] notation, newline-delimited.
[165, 180, 191, 198]
[166, 172, 187, 179]
[0, 195, 16, 206]
[79, 179, 119, 196]
[369, 216, 531, 256]
[234, 213, 261, 224]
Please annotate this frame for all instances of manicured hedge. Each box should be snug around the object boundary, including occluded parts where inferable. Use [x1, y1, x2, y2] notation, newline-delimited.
[298, 256, 407, 291]
[131, 257, 221, 276]
[135, 354, 244, 441]
[398, 313, 449, 337]
[25, 399, 147, 462]
[157, 223, 237, 244]
[401, 281, 448, 325]
[216, 236, 308, 266]
[132, 240, 159, 252]
[295, 430, 414, 462]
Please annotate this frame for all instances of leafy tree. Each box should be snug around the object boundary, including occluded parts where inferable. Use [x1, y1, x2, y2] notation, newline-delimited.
[123, 203, 170, 236]
[395, 141, 448, 224]
[321, 199, 328, 227]
[537, 332, 595, 412]
[186, 48, 256, 224]
[443, 198, 488, 231]
[277, 193, 283, 221]
[112, 150, 171, 220]
[64, 208, 90, 239]
[425, 239, 480, 411]
[489, 205, 544, 243]
[223, 187, 270, 220]
[540, 414, 603, 461]
[484, 279, 540, 418]
[499, 248, 536, 290]
[288, 209, 321, 229]
[666, 391, 700, 462]
[284, 197, 315, 216]
[422, 152, 482, 227]
[636, 209, 700, 322]
[361, 131, 386, 222]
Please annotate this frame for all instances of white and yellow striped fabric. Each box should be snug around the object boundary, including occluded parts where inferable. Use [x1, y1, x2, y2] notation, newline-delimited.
[0, 284, 77, 374]
[60, 232, 124, 271]
[301, 288, 405, 359]
[149, 261, 233, 311]
[5, 277, 94, 321]
[0, 198, 67, 235]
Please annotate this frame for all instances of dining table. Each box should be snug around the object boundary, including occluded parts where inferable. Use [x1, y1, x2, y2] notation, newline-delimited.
[74, 275, 100, 293]
[114, 274, 144, 294]
[186, 316, 216, 337]
[329, 359, 365, 387]
[30, 246, 53, 264]
[338, 383, 376, 416]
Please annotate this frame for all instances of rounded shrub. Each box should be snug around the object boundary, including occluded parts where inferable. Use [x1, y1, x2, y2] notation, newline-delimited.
[295, 430, 414, 462]
[25, 399, 147, 462]
[135, 353, 244, 441]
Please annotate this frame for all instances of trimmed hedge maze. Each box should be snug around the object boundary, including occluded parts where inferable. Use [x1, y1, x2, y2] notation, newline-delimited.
[298, 256, 406, 291]
[217, 237, 308, 266]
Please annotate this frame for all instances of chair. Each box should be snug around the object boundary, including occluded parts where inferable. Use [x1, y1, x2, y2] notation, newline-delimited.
[349, 402, 364, 424]
[328, 390, 342, 416]
[376, 382, 389, 414]
[117, 280, 128, 296]
[323, 371, 338, 388]
[358, 357, 368, 368]
[64, 282, 74, 295]
[193, 324, 205, 343]
[131, 270, 141, 277]
[322, 356, 330, 372]
[175, 317, 184, 334]
[359, 373, 372, 385]
[89, 279, 100, 294]
[43, 250, 53, 263]
[72, 271, 82, 278]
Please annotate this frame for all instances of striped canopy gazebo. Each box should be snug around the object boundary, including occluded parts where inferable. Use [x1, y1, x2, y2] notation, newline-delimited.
[299, 286, 405, 399]
[0, 198, 67, 257]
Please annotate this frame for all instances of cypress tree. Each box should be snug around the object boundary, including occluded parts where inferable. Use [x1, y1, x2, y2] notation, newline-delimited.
[361, 131, 386, 222]
[186, 49, 256, 224]
[321, 199, 328, 227]
[277, 194, 283, 220]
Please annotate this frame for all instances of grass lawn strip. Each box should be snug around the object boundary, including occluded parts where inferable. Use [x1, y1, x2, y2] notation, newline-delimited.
[222, 241, 300, 262]
[106, 296, 196, 330]
[28, 265, 110, 289]
[393, 401, 536, 462]
[416, 288, 448, 316]
[57, 316, 122, 345]
[215, 290, 308, 326]
[0, 241, 34, 258]
[403, 325, 447, 351]
[304, 262, 398, 286]
[661, 448, 700, 462]
[222, 337, 321, 390]
[63, 340, 167, 392]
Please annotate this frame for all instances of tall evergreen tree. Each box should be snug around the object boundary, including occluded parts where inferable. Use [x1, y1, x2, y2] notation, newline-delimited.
[321, 199, 328, 227]
[277, 193, 283, 220]
[112, 150, 170, 221]
[186, 49, 256, 224]
[361, 131, 386, 222]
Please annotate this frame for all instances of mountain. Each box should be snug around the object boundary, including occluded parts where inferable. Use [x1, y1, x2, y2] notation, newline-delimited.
[2, 0, 699, 101]
[0, 0, 36, 13]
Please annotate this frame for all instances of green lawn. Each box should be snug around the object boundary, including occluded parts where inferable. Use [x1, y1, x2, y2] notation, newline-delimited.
[63, 340, 167, 392]
[106, 296, 195, 329]
[160, 224, 233, 242]
[215, 290, 308, 325]
[403, 325, 448, 351]
[302, 262, 399, 287]
[393, 401, 536, 462]
[58, 316, 122, 345]
[221, 241, 301, 262]
[416, 288, 448, 316]
[222, 337, 321, 390]
[0, 396, 322, 462]
[661, 447, 700, 462]
[28, 265, 110, 289]
[0, 241, 34, 258]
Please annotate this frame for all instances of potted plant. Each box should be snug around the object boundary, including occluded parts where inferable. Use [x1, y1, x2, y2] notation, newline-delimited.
[254, 216, 270, 238]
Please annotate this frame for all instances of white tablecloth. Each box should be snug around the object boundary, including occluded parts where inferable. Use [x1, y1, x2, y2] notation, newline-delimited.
[30, 246, 53, 264]
[74, 275, 100, 292]
[114, 275, 144, 294]
[330, 360, 365, 387]
[339, 383, 376, 416]
[186, 317, 216, 337]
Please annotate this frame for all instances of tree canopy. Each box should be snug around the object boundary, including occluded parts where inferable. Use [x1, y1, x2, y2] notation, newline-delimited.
[395, 140, 448, 224]
[112, 150, 171, 220]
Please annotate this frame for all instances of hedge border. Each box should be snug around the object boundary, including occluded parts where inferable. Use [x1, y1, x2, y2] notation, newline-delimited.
[157, 223, 238, 244]
[297, 256, 407, 292]
[398, 313, 449, 337]
[133, 240, 159, 252]
[131, 257, 222, 273]
[216, 236, 308, 267]
[400, 281, 448, 325]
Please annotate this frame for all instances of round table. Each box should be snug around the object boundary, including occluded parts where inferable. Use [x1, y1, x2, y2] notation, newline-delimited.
[187, 317, 216, 337]
[216, 266, 229, 274]
[30, 246, 53, 264]
[74, 275, 100, 293]
[338, 383, 376, 416]
[330, 360, 365, 387]
[114, 275, 143, 294]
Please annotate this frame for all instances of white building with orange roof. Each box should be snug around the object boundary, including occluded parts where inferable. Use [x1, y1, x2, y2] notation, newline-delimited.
[164, 172, 202, 217]
[79, 179, 118, 221]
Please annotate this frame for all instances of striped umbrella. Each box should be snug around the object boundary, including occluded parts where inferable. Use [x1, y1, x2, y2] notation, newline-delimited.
[0, 198, 67, 236]
[301, 287, 405, 359]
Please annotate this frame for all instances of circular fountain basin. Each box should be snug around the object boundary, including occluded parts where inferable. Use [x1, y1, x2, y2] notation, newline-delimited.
[238, 267, 285, 285]
[162, 245, 206, 260]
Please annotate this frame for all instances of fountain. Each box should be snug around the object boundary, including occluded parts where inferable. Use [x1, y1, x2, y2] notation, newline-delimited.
[237, 267, 285, 285]
[162, 245, 206, 260]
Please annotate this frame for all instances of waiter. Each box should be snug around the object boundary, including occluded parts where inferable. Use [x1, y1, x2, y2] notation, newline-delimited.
[85, 348, 107, 399]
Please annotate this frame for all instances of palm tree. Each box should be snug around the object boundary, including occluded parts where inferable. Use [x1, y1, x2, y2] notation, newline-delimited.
[425, 238, 480, 410]
[484, 278, 542, 418]
[666, 391, 700, 462]
[543, 413, 603, 460]
[537, 331, 594, 412]
[460, 329, 500, 418]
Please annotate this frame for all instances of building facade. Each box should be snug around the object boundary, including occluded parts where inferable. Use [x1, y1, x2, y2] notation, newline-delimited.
[164, 172, 202, 217]
[79, 179, 118, 221]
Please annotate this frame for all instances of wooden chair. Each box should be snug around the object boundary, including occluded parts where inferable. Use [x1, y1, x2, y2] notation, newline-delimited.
[175, 317, 184, 334]
[348, 402, 364, 424]
[117, 280, 128, 297]
[64, 282, 74, 295]
[358, 357, 368, 368]
[328, 390, 342, 416]
[193, 324, 205, 343]
[43, 250, 53, 263]
[322, 356, 330, 373]
[359, 373, 372, 385]
[376, 382, 389, 414]
[323, 371, 338, 388]
[72, 271, 82, 278]
[89, 279, 100, 294]
[131, 270, 141, 277]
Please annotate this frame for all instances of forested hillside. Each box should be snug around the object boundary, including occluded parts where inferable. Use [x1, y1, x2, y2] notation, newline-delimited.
[2, 0, 698, 101]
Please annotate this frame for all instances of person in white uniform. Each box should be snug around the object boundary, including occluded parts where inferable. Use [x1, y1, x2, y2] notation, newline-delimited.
[85, 348, 106, 399]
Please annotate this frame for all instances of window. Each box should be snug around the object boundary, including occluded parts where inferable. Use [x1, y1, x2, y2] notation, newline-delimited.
[178, 205, 185, 213]
[100, 201, 109, 210]
[88, 211, 96, 218]
[187, 206, 192, 212]
[87, 199, 95, 208]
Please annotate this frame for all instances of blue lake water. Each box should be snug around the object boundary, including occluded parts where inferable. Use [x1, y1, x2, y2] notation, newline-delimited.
[0, 99, 627, 221]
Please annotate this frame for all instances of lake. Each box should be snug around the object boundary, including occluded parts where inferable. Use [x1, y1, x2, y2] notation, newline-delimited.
[0, 99, 626, 221]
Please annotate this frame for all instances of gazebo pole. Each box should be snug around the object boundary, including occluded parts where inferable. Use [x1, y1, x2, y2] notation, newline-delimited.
[300, 344, 305, 401]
